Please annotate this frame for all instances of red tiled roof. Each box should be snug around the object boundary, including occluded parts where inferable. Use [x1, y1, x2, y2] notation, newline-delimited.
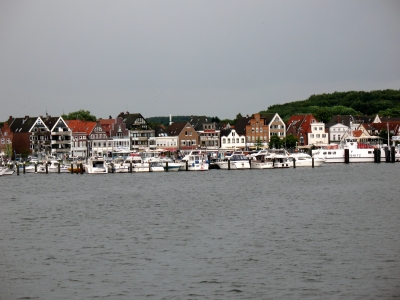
[66, 120, 97, 134]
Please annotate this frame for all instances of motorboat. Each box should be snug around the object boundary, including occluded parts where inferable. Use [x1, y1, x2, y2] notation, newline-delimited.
[264, 149, 292, 168]
[312, 136, 400, 163]
[0, 166, 14, 175]
[290, 152, 325, 167]
[215, 151, 250, 170]
[149, 161, 165, 172]
[179, 150, 209, 171]
[159, 157, 181, 172]
[249, 151, 274, 169]
[37, 160, 70, 173]
[84, 156, 108, 174]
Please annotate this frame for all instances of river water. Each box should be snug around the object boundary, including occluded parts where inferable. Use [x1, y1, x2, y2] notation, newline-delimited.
[0, 163, 399, 299]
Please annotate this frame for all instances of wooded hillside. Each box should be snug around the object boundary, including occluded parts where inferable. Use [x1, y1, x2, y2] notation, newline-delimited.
[260, 89, 400, 123]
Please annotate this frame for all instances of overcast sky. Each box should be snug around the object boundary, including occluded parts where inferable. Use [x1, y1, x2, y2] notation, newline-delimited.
[1, 0, 400, 121]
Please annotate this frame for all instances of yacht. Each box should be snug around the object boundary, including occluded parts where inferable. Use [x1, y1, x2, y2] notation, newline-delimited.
[290, 152, 325, 167]
[37, 160, 70, 173]
[84, 156, 108, 174]
[179, 150, 209, 171]
[249, 150, 274, 169]
[312, 136, 400, 163]
[215, 151, 250, 170]
[264, 149, 292, 168]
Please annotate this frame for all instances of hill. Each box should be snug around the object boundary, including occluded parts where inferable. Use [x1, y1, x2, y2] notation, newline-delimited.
[260, 89, 400, 123]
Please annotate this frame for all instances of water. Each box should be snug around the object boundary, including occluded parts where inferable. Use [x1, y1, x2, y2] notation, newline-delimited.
[0, 164, 399, 299]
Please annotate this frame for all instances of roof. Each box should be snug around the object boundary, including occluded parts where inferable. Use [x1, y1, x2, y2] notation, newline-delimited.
[188, 115, 210, 131]
[9, 116, 38, 133]
[167, 122, 189, 136]
[234, 116, 251, 135]
[66, 120, 97, 134]
[286, 114, 317, 135]
[117, 112, 146, 129]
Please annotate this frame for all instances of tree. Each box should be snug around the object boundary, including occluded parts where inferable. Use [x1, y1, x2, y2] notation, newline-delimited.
[282, 134, 299, 149]
[254, 137, 264, 150]
[378, 128, 393, 144]
[269, 135, 282, 149]
[4, 143, 12, 158]
[62, 110, 97, 121]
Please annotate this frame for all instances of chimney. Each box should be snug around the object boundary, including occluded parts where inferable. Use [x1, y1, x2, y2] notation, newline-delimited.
[169, 114, 172, 125]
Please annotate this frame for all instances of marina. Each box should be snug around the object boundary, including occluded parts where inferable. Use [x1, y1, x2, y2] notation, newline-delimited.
[0, 163, 399, 299]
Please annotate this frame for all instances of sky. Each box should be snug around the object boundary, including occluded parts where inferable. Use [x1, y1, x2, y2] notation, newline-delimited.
[1, 0, 400, 121]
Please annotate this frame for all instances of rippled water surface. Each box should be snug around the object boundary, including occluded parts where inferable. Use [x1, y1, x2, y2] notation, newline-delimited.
[1, 163, 400, 299]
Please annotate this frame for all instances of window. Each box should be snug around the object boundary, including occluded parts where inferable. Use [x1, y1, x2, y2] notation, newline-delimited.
[181, 140, 186, 146]
[185, 131, 188, 136]
[333, 135, 336, 140]
[322, 134, 326, 138]
[310, 134, 314, 138]
[241, 138, 244, 143]
[316, 134, 320, 138]
[192, 140, 196, 145]
[319, 127, 323, 130]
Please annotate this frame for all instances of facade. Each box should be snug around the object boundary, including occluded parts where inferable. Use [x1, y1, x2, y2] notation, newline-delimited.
[89, 120, 113, 157]
[118, 112, 154, 152]
[286, 114, 319, 146]
[66, 120, 97, 157]
[329, 123, 350, 143]
[109, 117, 131, 155]
[220, 128, 246, 149]
[245, 113, 285, 148]
[307, 122, 329, 145]
[42, 116, 72, 158]
[167, 122, 199, 150]
[0, 120, 13, 157]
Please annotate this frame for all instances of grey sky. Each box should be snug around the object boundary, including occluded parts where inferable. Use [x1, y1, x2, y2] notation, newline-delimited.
[1, 0, 399, 121]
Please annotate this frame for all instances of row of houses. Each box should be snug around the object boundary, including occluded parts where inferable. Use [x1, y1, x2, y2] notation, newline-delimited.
[1, 111, 399, 159]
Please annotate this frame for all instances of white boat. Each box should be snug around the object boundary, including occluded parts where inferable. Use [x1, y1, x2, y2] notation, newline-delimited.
[37, 160, 70, 173]
[264, 149, 292, 168]
[84, 156, 108, 174]
[17, 163, 36, 173]
[215, 151, 250, 170]
[0, 166, 14, 175]
[311, 136, 400, 163]
[128, 155, 150, 172]
[290, 152, 325, 167]
[159, 157, 181, 172]
[179, 150, 209, 171]
[249, 151, 274, 169]
[109, 157, 130, 173]
[149, 161, 165, 172]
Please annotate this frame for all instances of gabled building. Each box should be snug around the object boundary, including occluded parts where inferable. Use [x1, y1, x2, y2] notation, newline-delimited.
[89, 120, 113, 157]
[287, 114, 327, 146]
[0, 119, 13, 158]
[110, 116, 130, 154]
[149, 125, 179, 151]
[118, 112, 154, 152]
[219, 128, 246, 149]
[166, 122, 199, 150]
[9, 115, 47, 158]
[245, 113, 285, 148]
[66, 120, 97, 157]
[41, 115, 72, 158]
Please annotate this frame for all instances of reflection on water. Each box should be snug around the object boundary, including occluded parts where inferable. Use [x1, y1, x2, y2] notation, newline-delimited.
[0, 163, 399, 299]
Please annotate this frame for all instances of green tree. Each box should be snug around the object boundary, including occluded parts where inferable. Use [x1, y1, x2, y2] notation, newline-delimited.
[378, 129, 393, 144]
[254, 137, 264, 150]
[62, 110, 97, 121]
[282, 134, 299, 149]
[269, 135, 282, 149]
[4, 143, 12, 158]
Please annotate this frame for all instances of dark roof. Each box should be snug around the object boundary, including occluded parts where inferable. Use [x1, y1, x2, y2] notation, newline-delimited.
[42, 116, 60, 131]
[220, 128, 232, 137]
[188, 115, 210, 131]
[167, 122, 188, 136]
[326, 115, 377, 128]
[118, 112, 146, 129]
[234, 116, 251, 135]
[9, 116, 38, 133]
[153, 125, 167, 137]
[260, 113, 277, 124]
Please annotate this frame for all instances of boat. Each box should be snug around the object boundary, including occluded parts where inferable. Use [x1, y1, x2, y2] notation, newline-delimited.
[17, 163, 36, 173]
[129, 155, 150, 172]
[37, 160, 70, 173]
[149, 161, 165, 172]
[108, 157, 130, 173]
[159, 157, 181, 172]
[84, 156, 108, 174]
[179, 150, 209, 171]
[215, 151, 250, 170]
[264, 149, 292, 168]
[290, 152, 325, 167]
[311, 136, 400, 163]
[249, 150, 274, 169]
[0, 166, 14, 175]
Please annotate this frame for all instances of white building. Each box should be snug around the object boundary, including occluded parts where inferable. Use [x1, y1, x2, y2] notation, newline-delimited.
[308, 122, 329, 145]
[220, 129, 246, 149]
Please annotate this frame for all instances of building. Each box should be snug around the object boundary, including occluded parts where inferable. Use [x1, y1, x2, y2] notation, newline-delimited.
[66, 120, 97, 157]
[166, 122, 199, 150]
